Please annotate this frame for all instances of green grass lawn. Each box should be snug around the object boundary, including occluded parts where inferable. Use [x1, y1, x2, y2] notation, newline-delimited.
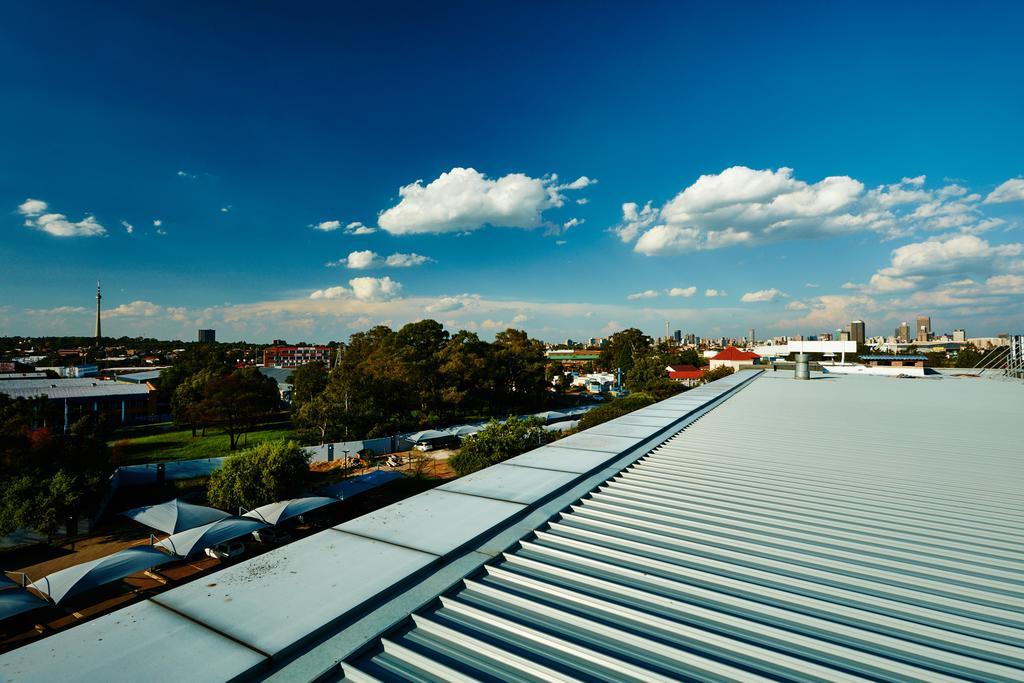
[109, 421, 297, 465]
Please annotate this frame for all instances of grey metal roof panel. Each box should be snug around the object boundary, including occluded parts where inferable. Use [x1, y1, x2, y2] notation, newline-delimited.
[333, 490, 527, 557]
[0, 600, 266, 683]
[438, 464, 580, 505]
[545, 431, 640, 454]
[502, 444, 626, 474]
[340, 371, 1024, 682]
[152, 531, 436, 658]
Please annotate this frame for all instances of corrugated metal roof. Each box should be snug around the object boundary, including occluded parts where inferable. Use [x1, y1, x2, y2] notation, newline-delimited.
[0, 378, 151, 400]
[338, 373, 1024, 682]
[3, 371, 1022, 682]
[0, 372, 755, 682]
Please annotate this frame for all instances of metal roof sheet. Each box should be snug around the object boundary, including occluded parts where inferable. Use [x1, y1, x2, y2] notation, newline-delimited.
[339, 372, 1024, 682]
[7, 370, 1019, 682]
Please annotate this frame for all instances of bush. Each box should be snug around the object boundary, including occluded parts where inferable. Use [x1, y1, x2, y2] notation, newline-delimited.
[207, 440, 311, 511]
[449, 417, 553, 476]
[700, 366, 735, 383]
[576, 394, 657, 431]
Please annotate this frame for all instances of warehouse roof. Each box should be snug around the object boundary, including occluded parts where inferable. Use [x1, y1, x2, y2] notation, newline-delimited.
[0, 379, 151, 400]
[2, 370, 1022, 682]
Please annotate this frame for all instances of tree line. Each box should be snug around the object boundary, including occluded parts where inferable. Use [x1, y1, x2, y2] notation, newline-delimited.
[292, 321, 550, 443]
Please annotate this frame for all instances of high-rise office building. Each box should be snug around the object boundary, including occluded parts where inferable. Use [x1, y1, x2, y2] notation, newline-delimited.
[895, 322, 910, 343]
[198, 329, 216, 343]
[748, 328, 756, 344]
[916, 316, 932, 342]
[673, 329, 681, 343]
[953, 328, 966, 343]
[849, 320, 865, 346]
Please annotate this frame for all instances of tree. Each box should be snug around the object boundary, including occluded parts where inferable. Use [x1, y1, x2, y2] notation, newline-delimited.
[158, 344, 233, 398]
[0, 394, 110, 537]
[492, 329, 548, 412]
[293, 392, 347, 445]
[207, 440, 312, 511]
[171, 368, 217, 437]
[198, 367, 280, 450]
[600, 328, 653, 376]
[449, 417, 554, 476]
[701, 365, 735, 383]
[288, 361, 328, 408]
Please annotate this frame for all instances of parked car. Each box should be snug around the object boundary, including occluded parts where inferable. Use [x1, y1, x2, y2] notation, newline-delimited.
[412, 441, 434, 452]
[205, 540, 246, 559]
[252, 527, 290, 545]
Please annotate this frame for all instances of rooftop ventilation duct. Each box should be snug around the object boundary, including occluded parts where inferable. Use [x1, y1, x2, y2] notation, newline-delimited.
[794, 353, 810, 380]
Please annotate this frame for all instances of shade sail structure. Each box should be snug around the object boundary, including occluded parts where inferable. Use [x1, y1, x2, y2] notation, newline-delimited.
[242, 497, 338, 525]
[156, 517, 268, 559]
[406, 429, 448, 442]
[0, 587, 48, 623]
[447, 424, 482, 437]
[121, 498, 230, 535]
[28, 547, 174, 605]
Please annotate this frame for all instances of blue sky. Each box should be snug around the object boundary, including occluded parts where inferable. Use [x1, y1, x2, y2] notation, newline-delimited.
[2, 2, 1024, 343]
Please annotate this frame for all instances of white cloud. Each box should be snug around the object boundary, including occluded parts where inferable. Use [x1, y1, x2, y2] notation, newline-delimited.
[349, 276, 402, 301]
[309, 286, 350, 300]
[563, 217, 583, 230]
[666, 286, 697, 297]
[153, 219, 162, 227]
[176, 170, 195, 179]
[345, 250, 379, 269]
[804, 282, 819, 288]
[346, 221, 377, 235]
[785, 301, 808, 310]
[627, 289, 659, 300]
[18, 198, 106, 238]
[614, 201, 658, 243]
[984, 178, 1024, 204]
[554, 176, 598, 190]
[220, 206, 230, 213]
[18, 199, 48, 215]
[385, 252, 432, 268]
[26, 305, 88, 315]
[740, 288, 786, 303]
[576, 198, 589, 205]
[104, 300, 164, 318]
[313, 220, 342, 231]
[121, 220, 134, 234]
[615, 167, 1013, 255]
[704, 288, 726, 297]
[376, 167, 590, 235]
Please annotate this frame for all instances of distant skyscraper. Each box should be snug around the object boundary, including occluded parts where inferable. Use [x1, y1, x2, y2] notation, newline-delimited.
[896, 322, 910, 343]
[953, 328, 966, 343]
[916, 316, 932, 342]
[849, 320, 865, 346]
[748, 328, 755, 344]
[673, 329, 682, 343]
[94, 281, 102, 343]
[198, 329, 216, 343]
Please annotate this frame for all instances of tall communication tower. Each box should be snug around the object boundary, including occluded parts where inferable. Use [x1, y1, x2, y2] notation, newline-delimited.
[95, 280, 102, 343]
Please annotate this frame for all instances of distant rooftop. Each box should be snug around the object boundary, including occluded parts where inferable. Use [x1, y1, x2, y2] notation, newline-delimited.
[0, 378, 151, 400]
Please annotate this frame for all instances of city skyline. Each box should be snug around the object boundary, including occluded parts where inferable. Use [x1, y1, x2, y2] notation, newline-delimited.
[3, 3, 1024, 343]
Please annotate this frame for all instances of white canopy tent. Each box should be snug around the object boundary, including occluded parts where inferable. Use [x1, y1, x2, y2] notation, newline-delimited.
[156, 517, 268, 559]
[242, 497, 338, 525]
[28, 547, 174, 605]
[121, 498, 230, 535]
